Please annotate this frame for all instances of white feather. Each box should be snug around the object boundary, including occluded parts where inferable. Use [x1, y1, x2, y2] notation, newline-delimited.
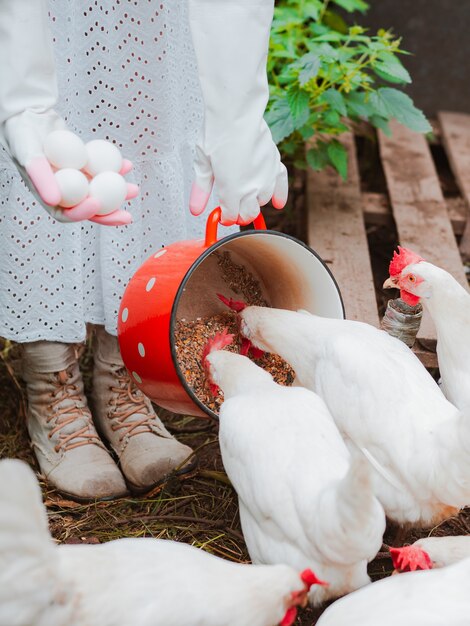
[401, 261, 470, 415]
[208, 350, 385, 606]
[0, 459, 323, 626]
[413, 536, 470, 568]
[0, 460, 76, 626]
[317, 558, 470, 626]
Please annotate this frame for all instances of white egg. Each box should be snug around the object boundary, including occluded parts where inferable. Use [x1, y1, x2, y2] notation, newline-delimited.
[54, 169, 89, 208]
[89, 172, 127, 214]
[43, 130, 88, 170]
[85, 140, 123, 176]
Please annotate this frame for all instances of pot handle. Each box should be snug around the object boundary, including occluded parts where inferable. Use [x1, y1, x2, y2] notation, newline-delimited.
[204, 207, 267, 247]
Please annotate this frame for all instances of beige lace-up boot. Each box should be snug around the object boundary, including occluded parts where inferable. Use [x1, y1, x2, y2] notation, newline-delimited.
[92, 326, 195, 493]
[22, 341, 128, 501]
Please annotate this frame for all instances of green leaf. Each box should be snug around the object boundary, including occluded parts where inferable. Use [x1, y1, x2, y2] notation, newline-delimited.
[265, 98, 294, 144]
[327, 140, 348, 180]
[324, 109, 341, 126]
[323, 10, 348, 34]
[321, 88, 347, 116]
[272, 7, 303, 31]
[299, 124, 316, 140]
[375, 87, 432, 133]
[267, 0, 423, 161]
[373, 58, 411, 84]
[374, 67, 409, 84]
[280, 140, 299, 156]
[306, 144, 330, 171]
[370, 115, 391, 136]
[349, 25, 366, 36]
[296, 53, 321, 85]
[270, 49, 299, 60]
[286, 87, 311, 127]
[303, 0, 322, 20]
[293, 159, 308, 170]
[307, 42, 339, 62]
[345, 92, 373, 118]
[331, 0, 369, 13]
[310, 31, 344, 42]
[368, 91, 388, 118]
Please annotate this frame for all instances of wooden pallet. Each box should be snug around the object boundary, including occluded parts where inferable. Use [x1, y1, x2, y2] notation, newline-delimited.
[307, 114, 470, 368]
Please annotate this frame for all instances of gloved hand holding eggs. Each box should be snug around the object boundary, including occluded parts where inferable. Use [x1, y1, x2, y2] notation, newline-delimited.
[41, 130, 138, 225]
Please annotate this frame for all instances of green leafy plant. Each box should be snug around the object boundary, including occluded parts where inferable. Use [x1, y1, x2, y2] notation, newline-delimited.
[266, 0, 431, 180]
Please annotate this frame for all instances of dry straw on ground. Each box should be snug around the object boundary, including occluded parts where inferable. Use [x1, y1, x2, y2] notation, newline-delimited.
[1, 336, 469, 624]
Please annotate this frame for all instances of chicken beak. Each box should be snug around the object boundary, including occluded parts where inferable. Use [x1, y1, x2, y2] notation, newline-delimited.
[383, 277, 398, 289]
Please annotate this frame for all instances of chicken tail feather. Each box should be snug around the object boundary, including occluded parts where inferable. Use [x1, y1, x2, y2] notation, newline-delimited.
[0, 459, 73, 626]
[335, 451, 386, 561]
[314, 450, 386, 566]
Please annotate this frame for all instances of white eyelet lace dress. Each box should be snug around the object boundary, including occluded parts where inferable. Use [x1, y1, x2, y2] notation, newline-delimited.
[0, 0, 230, 343]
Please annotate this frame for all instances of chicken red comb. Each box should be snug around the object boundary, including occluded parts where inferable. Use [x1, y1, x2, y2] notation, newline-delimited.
[389, 246, 424, 277]
[240, 337, 265, 360]
[280, 607, 298, 626]
[202, 329, 234, 363]
[217, 293, 247, 312]
[300, 569, 329, 589]
[389, 545, 433, 572]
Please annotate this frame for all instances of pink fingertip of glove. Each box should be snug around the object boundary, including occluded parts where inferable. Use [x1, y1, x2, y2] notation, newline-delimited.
[272, 193, 288, 210]
[63, 197, 101, 222]
[119, 159, 133, 175]
[89, 209, 133, 226]
[236, 214, 258, 227]
[220, 217, 237, 227]
[26, 156, 61, 206]
[125, 183, 139, 200]
[189, 182, 210, 216]
[272, 166, 289, 210]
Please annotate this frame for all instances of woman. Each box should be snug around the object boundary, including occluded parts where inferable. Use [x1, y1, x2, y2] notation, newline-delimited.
[0, 0, 287, 500]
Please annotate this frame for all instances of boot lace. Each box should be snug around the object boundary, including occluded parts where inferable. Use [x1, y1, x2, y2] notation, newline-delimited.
[108, 367, 157, 441]
[47, 370, 104, 453]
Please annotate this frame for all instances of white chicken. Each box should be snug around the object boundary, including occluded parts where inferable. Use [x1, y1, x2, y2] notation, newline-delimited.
[203, 331, 386, 607]
[229, 301, 470, 528]
[0, 458, 325, 626]
[391, 535, 470, 572]
[384, 246, 470, 414]
[315, 558, 470, 626]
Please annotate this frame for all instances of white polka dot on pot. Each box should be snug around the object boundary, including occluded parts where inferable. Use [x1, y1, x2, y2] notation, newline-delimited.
[132, 371, 142, 384]
[121, 307, 129, 323]
[154, 249, 167, 259]
[138, 342, 145, 357]
[146, 277, 156, 292]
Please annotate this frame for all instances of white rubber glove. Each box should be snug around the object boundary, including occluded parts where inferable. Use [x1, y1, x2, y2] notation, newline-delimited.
[0, 0, 134, 225]
[188, 0, 288, 226]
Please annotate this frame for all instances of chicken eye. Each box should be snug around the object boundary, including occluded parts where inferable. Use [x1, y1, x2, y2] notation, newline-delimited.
[408, 275, 416, 283]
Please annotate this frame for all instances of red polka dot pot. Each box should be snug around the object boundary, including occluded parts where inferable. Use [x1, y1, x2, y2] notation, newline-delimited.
[118, 208, 344, 419]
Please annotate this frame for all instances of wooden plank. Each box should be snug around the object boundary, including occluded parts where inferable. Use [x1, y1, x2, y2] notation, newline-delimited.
[438, 111, 470, 258]
[307, 134, 380, 327]
[362, 192, 392, 227]
[379, 120, 468, 351]
[446, 197, 467, 236]
[362, 191, 466, 235]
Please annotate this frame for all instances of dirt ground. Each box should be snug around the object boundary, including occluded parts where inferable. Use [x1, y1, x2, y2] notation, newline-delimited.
[1, 336, 469, 625]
